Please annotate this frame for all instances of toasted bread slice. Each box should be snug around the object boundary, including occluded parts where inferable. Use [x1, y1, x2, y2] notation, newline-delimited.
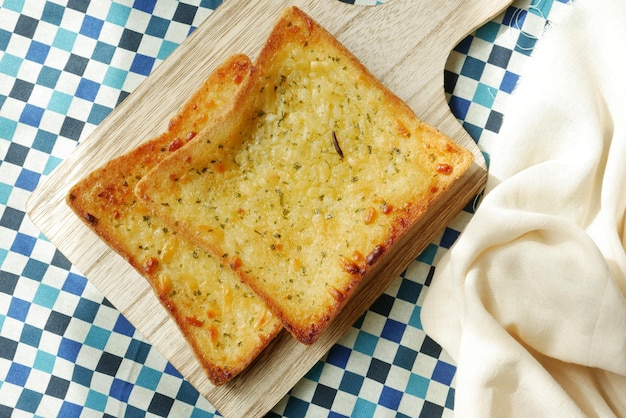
[135, 7, 473, 344]
[67, 54, 282, 385]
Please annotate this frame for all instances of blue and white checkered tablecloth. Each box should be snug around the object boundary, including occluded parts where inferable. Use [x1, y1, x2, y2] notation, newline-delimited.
[0, 0, 568, 416]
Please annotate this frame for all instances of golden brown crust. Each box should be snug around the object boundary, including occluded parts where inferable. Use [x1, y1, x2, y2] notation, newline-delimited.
[67, 54, 282, 386]
[135, 7, 473, 344]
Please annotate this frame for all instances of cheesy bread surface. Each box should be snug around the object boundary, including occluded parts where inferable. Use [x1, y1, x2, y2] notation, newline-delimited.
[135, 7, 473, 344]
[67, 55, 282, 385]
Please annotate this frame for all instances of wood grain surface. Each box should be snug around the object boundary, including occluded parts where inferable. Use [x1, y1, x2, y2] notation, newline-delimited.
[27, 0, 511, 416]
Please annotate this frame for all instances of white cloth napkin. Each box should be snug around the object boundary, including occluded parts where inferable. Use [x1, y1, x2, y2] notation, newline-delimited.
[421, 0, 626, 416]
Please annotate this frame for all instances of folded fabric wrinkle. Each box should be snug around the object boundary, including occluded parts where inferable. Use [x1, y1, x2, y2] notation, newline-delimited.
[422, 0, 626, 416]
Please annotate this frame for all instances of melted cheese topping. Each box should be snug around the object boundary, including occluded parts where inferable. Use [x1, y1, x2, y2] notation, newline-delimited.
[126, 210, 277, 361]
[137, 11, 472, 343]
[68, 55, 282, 384]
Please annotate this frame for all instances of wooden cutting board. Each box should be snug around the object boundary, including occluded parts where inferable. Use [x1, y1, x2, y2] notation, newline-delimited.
[27, 0, 510, 416]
